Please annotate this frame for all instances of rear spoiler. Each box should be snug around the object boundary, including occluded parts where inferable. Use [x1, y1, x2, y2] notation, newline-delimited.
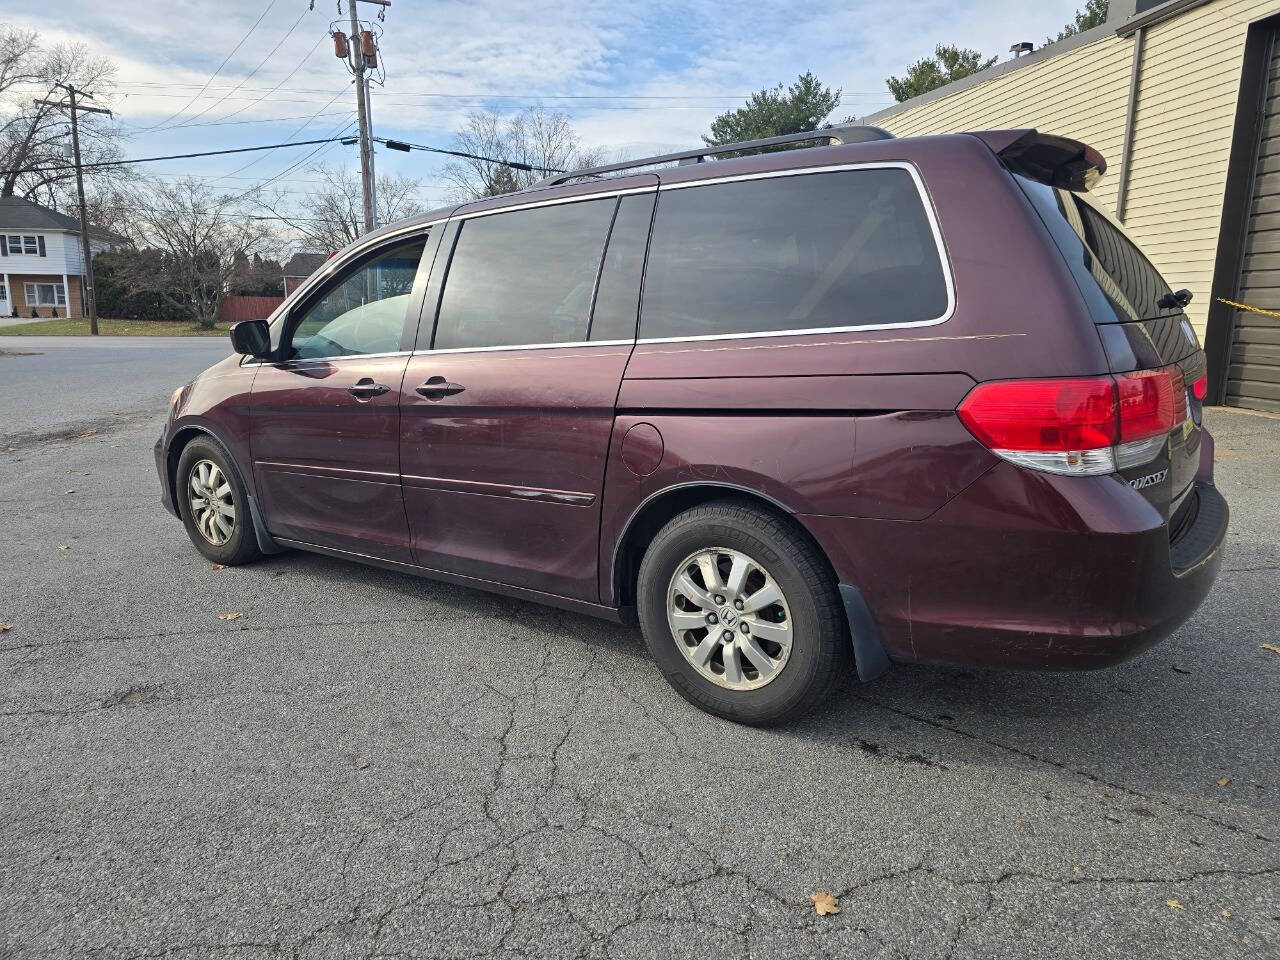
[968, 129, 1106, 192]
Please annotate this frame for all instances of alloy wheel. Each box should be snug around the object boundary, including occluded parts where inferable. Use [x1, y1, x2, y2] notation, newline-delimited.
[187, 459, 235, 546]
[666, 547, 794, 690]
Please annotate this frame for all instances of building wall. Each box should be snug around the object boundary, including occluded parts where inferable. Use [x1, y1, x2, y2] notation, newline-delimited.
[0, 230, 86, 278]
[4, 272, 84, 318]
[871, 0, 1280, 338]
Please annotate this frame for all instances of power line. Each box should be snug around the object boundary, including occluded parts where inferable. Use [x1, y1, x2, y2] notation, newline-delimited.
[233, 120, 358, 200]
[374, 137, 563, 173]
[126, 110, 351, 132]
[0, 137, 351, 177]
[210, 85, 354, 182]
[103, 81, 895, 99]
[185, 31, 330, 129]
[153, 4, 313, 133]
[135, 0, 282, 132]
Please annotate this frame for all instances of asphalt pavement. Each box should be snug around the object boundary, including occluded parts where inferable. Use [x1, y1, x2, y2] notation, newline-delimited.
[1, 337, 1277, 959]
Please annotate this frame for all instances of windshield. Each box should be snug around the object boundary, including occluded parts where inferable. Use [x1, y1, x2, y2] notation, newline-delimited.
[1013, 173, 1177, 323]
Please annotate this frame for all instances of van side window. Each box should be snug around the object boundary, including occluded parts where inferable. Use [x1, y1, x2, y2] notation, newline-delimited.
[589, 193, 656, 341]
[640, 169, 949, 340]
[433, 198, 616, 350]
[287, 238, 426, 360]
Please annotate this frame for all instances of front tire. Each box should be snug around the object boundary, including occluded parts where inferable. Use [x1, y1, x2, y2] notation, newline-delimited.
[637, 500, 848, 725]
[175, 436, 262, 566]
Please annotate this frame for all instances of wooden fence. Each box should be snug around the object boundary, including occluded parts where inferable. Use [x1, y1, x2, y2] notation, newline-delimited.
[217, 295, 285, 325]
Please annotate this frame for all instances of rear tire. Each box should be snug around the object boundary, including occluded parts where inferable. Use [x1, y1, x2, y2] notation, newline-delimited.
[175, 436, 262, 567]
[636, 500, 848, 725]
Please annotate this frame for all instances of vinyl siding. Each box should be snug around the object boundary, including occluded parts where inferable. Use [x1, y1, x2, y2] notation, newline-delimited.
[872, 0, 1280, 339]
[0, 230, 84, 276]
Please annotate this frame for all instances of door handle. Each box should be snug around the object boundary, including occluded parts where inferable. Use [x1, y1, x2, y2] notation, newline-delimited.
[415, 375, 466, 400]
[348, 377, 390, 400]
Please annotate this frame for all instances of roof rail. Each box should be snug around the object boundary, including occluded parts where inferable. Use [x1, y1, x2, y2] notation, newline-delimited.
[529, 124, 895, 188]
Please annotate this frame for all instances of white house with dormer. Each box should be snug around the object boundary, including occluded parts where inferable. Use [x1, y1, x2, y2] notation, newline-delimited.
[0, 195, 127, 319]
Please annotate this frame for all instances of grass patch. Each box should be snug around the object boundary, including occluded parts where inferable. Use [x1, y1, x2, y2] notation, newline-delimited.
[0, 317, 228, 337]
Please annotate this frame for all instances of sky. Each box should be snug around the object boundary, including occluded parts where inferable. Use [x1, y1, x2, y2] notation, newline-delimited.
[16, 1, 1093, 212]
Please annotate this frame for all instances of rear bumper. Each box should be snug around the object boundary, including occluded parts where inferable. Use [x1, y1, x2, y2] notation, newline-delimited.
[801, 446, 1228, 672]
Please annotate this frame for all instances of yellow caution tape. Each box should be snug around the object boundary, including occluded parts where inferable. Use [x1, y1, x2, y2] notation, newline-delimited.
[1217, 296, 1280, 320]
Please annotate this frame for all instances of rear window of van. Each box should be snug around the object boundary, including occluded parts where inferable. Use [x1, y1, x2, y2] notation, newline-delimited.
[639, 168, 950, 340]
[1013, 173, 1177, 323]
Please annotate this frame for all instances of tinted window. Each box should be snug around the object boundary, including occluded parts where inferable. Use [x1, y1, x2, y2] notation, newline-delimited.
[1014, 174, 1174, 323]
[434, 198, 615, 349]
[640, 169, 948, 340]
[590, 193, 655, 341]
[288, 239, 425, 359]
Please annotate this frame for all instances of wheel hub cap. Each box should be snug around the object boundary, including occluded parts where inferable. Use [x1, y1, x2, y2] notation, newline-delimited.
[187, 459, 236, 547]
[666, 547, 793, 691]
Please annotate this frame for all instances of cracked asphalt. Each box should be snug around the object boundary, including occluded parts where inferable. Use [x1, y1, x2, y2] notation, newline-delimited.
[1, 338, 1278, 959]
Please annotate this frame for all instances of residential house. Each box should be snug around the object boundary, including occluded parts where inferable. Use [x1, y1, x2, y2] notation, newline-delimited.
[282, 252, 330, 295]
[862, 0, 1280, 412]
[0, 195, 127, 319]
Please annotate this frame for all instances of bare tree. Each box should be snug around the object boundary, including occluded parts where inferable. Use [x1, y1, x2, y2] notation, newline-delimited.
[0, 25, 127, 204]
[441, 106, 603, 201]
[117, 177, 275, 329]
[262, 163, 426, 251]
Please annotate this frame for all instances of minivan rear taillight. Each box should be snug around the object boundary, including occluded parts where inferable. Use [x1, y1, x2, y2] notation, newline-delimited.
[958, 367, 1186, 476]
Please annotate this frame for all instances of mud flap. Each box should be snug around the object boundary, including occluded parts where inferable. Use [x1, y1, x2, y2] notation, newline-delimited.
[839, 583, 890, 683]
[248, 494, 287, 555]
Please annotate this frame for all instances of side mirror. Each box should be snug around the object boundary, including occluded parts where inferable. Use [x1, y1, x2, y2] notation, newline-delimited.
[230, 318, 271, 358]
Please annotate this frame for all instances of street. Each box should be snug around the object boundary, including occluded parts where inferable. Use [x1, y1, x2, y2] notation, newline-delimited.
[1, 338, 1277, 959]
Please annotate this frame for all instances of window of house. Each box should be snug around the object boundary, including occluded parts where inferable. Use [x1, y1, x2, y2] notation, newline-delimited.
[640, 168, 950, 340]
[0, 280, 7, 302]
[7, 234, 39, 255]
[433, 198, 616, 350]
[286, 238, 427, 359]
[23, 282, 65, 306]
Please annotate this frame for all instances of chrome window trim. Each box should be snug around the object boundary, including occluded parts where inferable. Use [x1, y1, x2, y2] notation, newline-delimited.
[411, 339, 632, 356]
[270, 350, 415, 366]
[638, 161, 956, 344]
[454, 184, 658, 222]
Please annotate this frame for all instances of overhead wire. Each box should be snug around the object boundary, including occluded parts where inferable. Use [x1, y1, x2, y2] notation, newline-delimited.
[153, 5, 315, 132]
[133, 0, 282, 132]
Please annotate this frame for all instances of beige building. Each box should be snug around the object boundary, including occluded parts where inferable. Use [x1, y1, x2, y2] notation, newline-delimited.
[865, 0, 1280, 412]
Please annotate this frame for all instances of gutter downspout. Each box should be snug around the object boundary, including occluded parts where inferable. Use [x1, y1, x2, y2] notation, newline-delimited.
[1115, 26, 1145, 222]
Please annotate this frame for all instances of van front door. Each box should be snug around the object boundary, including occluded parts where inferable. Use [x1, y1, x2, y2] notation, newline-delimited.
[399, 184, 656, 601]
[251, 234, 432, 561]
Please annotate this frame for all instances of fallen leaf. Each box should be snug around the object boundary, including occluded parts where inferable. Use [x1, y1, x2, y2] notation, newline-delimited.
[1172, 664, 1192, 675]
[1221, 908, 1231, 918]
[1072, 865, 1081, 873]
[1216, 777, 1231, 787]
[217, 612, 243, 621]
[57, 545, 69, 551]
[1166, 899, 1185, 911]
[810, 891, 840, 916]
[1260, 643, 1280, 655]
[0, 623, 11, 633]
[211, 563, 227, 570]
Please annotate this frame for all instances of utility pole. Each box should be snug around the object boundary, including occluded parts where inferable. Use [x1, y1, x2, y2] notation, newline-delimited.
[334, 0, 388, 235]
[35, 84, 111, 335]
[365, 76, 377, 227]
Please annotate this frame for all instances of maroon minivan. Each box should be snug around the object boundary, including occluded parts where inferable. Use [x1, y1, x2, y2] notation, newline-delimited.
[156, 126, 1227, 725]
